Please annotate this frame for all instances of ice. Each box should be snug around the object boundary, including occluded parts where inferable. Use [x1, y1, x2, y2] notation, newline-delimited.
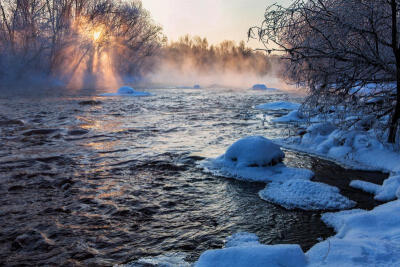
[255, 101, 301, 111]
[99, 86, 152, 96]
[200, 136, 313, 183]
[259, 179, 356, 210]
[272, 110, 305, 123]
[352, 175, 400, 202]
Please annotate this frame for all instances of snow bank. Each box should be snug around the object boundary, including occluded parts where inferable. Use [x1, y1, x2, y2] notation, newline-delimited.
[99, 86, 152, 97]
[255, 101, 301, 111]
[272, 110, 305, 123]
[259, 179, 355, 210]
[200, 136, 313, 183]
[196, 232, 307, 267]
[306, 200, 400, 266]
[350, 175, 400, 202]
[282, 123, 400, 174]
[197, 200, 400, 267]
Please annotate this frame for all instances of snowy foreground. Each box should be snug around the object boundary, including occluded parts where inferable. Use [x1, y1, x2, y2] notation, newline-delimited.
[196, 102, 400, 267]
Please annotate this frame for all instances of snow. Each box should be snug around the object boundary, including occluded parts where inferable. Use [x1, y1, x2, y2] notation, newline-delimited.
[200, 136, 313, 183]
[224, 136, 284, 167]
[196, 232, 307, 267]
[259, 179, 356, 210]
[350, 175, 400, 202]
[99, 86, 152, 96]
[306, 200, 400, 266]
[349, 180, 381, 194]
[251, 84, 268, 90]
[196, 200, 400, 267]
[281, 123, 400, 175]
[255, 101, 301, 111]
[272, 110, 305, 123]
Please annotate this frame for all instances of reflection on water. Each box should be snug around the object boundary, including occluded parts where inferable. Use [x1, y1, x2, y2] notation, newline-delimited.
[0, 88, 385, 265]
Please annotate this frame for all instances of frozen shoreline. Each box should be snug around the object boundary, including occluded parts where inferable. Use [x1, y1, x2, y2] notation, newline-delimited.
[195, 101, 400, 267]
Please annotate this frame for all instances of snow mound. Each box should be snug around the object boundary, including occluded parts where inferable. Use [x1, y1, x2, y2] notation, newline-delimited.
[251, 84, 268, 90]
[272, 110, 305, 123]
[196, 238, 306, 267]
[225, 136, 284, 167]
[200, 136, 313, 183]
[255, 101, 300, 111]
[259, 179, 356, 210]
[307, 200, 400, 266]
[100, 86, 152, 97]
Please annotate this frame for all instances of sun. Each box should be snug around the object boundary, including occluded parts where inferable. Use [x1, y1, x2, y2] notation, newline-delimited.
[93, 30, 102, 42]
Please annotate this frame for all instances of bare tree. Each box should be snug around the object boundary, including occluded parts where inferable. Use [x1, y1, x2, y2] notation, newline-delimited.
[250, 0, 400, 144]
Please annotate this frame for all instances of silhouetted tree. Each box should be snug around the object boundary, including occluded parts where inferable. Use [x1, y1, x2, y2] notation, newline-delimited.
[251, 0, 400, 143]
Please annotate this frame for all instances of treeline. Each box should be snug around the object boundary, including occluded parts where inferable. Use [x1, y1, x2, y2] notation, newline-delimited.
[0, 0, 163, 88]
[157, 35, 273, 77]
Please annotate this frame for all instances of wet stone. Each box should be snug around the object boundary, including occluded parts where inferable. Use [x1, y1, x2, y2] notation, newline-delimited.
[78, 100, 102, 106]
[67, 129, 89, 136]
[22, 128, 60, 136]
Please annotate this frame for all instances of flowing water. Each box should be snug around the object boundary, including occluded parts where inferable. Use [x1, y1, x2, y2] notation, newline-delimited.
[0, 88, 386, 266]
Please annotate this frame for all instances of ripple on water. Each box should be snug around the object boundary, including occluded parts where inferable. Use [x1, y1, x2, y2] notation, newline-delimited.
[0, 89, 387, 265]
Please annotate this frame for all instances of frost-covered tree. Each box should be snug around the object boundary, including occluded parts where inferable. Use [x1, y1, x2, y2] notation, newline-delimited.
[0, 0, 164, 88]
[250, 0, 400, 143]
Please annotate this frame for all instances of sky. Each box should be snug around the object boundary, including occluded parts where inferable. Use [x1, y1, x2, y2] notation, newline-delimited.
[142, 0, 291, 47]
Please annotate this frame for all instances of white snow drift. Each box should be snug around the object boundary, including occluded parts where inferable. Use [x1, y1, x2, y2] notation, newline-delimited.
[100, 86, 152, 97]
[259, 179, 355, 210]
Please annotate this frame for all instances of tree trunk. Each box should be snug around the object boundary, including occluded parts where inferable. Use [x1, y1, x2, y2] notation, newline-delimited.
[388, 78, 400, 143]
[388, 0, 400, 144]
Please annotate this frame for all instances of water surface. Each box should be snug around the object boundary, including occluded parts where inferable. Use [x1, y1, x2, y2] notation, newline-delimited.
[0, 88, 385, 266]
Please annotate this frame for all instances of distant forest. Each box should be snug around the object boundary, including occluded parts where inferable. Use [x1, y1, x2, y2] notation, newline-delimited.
[158, 35, 274, 77]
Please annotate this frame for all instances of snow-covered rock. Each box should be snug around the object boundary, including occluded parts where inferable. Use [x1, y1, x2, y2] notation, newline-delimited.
[200, 136, 313, 183]
[225, 136, 284, 167]
[255, 101, 301, 111]
[251, 84, 269, 90]
[100, 86, 152, 97]
[259, 179, 356, 210]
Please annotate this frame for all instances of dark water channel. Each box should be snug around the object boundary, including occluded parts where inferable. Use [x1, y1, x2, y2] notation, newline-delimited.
[0, 88, 386, 266]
